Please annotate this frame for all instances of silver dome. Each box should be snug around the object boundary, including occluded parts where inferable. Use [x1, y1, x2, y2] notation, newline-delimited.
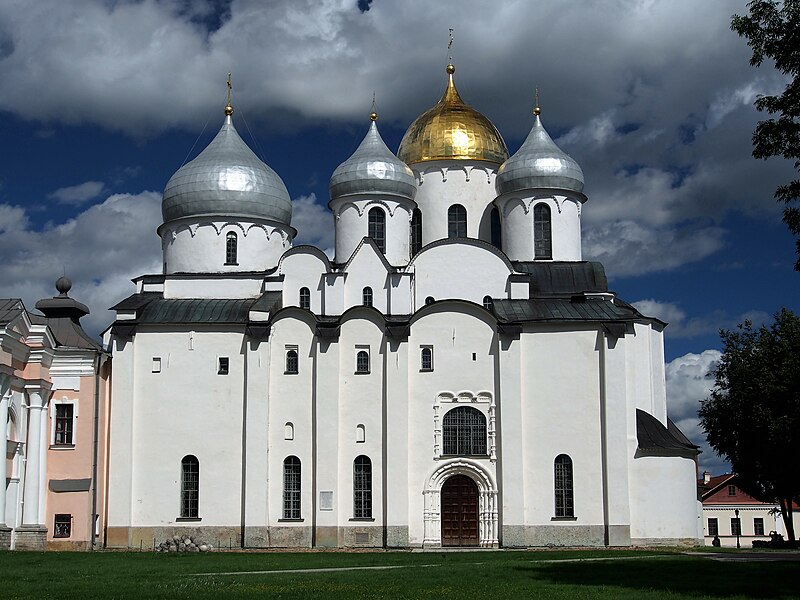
[495, 115, 584, 196]
[329, 120, 417, 202]
[162, 116, 292, 224]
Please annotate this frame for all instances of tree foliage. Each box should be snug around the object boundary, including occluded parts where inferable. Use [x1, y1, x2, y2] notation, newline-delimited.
[699, 308, 800, 541]
[732, 1, 800, 270]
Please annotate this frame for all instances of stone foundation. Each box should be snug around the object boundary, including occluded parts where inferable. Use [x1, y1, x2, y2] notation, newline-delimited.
[630, 537, 701, 547]
[0, 526, 11, 550]
[386, 526, 409, 548]
[15, 526, 47, 551]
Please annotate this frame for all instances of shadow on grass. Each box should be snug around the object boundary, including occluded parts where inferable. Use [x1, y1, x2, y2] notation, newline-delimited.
[524, 557, 798, 599]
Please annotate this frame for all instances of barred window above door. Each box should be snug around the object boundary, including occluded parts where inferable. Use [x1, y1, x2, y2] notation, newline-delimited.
[442, 406, 487, 455]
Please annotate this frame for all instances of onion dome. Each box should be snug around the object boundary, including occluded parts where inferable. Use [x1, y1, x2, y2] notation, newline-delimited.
[496, 109, 584, 195]
[397, 64, 509, 165]
[330, 112, 416, 202]
[162, 111, 292, 225]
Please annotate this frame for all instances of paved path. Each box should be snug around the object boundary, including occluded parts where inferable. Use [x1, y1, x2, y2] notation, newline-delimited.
[691, 551, 800, 562]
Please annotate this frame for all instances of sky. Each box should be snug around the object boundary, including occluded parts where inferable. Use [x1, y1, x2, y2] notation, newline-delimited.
[0, 0, 797, 473]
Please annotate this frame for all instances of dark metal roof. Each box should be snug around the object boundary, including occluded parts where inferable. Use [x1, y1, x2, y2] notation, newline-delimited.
[111, 292, 281, 326]
[512, 261, 608, 296]
[0, 299, 24, 325]
[110, 292, 161, 312]
[636, 409, 699, 458]
[492, 297, 639, 323]
[46, 318, 102, 350]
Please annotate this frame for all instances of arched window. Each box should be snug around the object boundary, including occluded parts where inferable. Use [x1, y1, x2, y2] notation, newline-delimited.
[356, 424, 366, 443]
[410, 208, 423, 256]
[180, 455, 199, 518]
[284, 422, 294, 440]
[368, 207, 386, 253]
[283, 456, 301, 519]
[554, 454, 574, 517]
[285, 349, 298, 374]
[490, 206, 502, 249]
[482, 295, 493, 311]
[420, 346, 433, 371]
[448, 204, 467, 238]
[534, 203, 552, 259]
[442, 406, 487, 456]
[362, 286, 373, 307]
[356, 350, 370, 374]
[225, 231, 238, 265]
[299, 287, 310, 310]
[425, 296, 435, 306]
[353, 455, 372, 519]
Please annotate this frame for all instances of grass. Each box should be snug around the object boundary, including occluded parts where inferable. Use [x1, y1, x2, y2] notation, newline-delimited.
[0, 548, 797, 599]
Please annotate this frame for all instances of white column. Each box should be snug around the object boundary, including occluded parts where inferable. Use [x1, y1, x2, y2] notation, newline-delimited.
[0, 375, 10, 526]
[22, 386, 48, 527]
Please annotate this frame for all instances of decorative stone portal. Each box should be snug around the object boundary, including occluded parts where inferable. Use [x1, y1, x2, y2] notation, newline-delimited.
[423, 460, 498, 547]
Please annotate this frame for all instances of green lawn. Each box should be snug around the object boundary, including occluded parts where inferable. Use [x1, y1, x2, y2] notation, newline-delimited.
[0, 548, 797, 599]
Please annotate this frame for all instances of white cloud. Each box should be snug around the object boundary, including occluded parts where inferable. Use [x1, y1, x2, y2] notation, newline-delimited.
[557, 111, 619, 149]
[48, 181, 107, 205]
[665, 350, 729, 474]
[0, 193, 163, 338]
[291, 193, 334, 252]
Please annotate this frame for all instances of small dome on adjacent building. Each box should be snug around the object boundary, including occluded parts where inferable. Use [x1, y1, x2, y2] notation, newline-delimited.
[496, 113, 584, 195]
[330, 113, 417, 202]
[162, 114, 292, 225]
[397, 64, 509, 165]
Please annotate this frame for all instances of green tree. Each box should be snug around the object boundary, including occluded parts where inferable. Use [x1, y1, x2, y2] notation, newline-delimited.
[699, 308, 800, 542]
[731, 1, 800, 270]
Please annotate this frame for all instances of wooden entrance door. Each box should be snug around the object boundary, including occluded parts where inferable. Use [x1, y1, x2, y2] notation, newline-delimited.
[441, 474, 479, 547]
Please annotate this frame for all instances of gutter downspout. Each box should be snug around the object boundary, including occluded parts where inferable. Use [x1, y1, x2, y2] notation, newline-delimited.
[90, 352, 102, 551]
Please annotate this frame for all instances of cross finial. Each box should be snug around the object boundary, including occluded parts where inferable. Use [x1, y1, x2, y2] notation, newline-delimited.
[448, 28, 454, 63]
[370, 91, 377, 121]
[225, 72, 234, 116]
[533, 86, 541, 116]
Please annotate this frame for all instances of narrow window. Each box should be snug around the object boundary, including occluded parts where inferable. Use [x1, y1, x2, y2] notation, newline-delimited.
[534, 203, 552, 259]
[482, 295, 493, 311]
[283, 456, 301, 519]
[425, 296, 434, 306]
[53, 514, 71, 538]
[448, 204, 467, 238]
[708, 518, 719, 537]
[420, 346, 433, 371]
[554, 454, 574, 518]
[753, 517, 764, 536]
[55, 404, 74, 446]
[356, 424, 365, 443]
[353, 455, 372, 519]
[410, 208, 423, 256]
[152, 357, 162, 373]
[299, 287, 310, 310]
[218, 357, 229, 375]
[180, 455, 199, 518]
[362, 287, 373, 307]
[442, 406, 487, 455]
[368, 207, 386, 253]
[731, 517, 741, 536]
[356, 350, 370, 374]
[284, 422, 294, 441]
[727, 484, 736, 496]
[490, 206, 502, 249]
[225, 231, 238, 265]
[285, 349, 298, 374]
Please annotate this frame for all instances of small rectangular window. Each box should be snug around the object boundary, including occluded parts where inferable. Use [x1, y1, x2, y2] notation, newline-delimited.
[53, 514, 71, 538]
[754, 517, 764, 536]
[152, 357, 162, 373]
[731, 517, 741, 536]
[218, 357, 229, 375]
[708, 518, 718, 537]
[285, 346, 299, 374]
[355, 347, 370, 374]
[728, 484, 736, 496]
[54, 404, 74, 446]
[420, 346, 433, 371]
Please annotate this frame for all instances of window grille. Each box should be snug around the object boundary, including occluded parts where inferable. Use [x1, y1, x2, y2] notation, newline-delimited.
[356, 350, 370, 374]
[754, 518, 764, 536]
[181, 455, 199, 518]
[482, 295, 493, 311]
[283, 456, 301, 519]
[54, 404, 73, 445]
[534, 203, 552, 259]
[554, 454, 574, 518]
[53, 514, 71, 538]
[727, 484, 736, 496]
[368, 207, 386, 253]
[708, 518, 719, 536]
[420, 347, 433, 371]
[442, 406, 487, 455]
[286, 349, 298, 374]
[362, 287, 373, 307]
[448, 204, 467, 238]
[731, 517, 741, 536]
[299, 287, 311, 310]
[225, 231, 238, 264]
[353, 455, 372, 519]
[490, 206, 502, 249]
[218, 357, 229, 375]
[410, 208, 423, 255]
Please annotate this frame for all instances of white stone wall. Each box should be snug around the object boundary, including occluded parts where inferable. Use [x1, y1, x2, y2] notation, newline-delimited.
[331, 196, 415, 266]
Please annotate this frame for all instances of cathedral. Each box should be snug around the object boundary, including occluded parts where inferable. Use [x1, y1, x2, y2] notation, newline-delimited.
[101, 63, 702, 549]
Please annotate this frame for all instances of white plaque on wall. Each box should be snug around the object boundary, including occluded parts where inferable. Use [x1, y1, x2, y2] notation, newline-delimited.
[319, 491, 334, 511]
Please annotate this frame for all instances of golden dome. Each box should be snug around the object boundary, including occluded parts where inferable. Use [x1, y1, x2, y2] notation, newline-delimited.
[397, 64, 509, 165]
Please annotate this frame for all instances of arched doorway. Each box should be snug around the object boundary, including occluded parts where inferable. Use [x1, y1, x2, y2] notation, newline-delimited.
[441, 474, 479, 546]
